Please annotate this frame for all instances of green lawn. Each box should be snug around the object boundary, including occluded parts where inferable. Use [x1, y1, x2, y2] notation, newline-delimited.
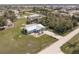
[61, 33, 79, 54]
[0, 17, 57, 54]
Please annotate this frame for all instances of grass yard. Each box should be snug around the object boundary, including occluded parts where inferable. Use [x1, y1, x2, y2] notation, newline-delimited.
[61, 33, 79, 54]
[0, 17, 57, 54]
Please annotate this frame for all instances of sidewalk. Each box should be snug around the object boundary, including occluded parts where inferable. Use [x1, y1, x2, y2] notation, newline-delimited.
[44, 31, 64, 40]
[38, 27, 79, 54]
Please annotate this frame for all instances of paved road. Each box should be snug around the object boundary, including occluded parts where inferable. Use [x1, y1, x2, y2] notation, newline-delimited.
[38, 27, 79, 54]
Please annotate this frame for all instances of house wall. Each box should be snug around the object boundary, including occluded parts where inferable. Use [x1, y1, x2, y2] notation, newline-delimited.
[27, 17, 39, 24]
[23, 27, 45, 34]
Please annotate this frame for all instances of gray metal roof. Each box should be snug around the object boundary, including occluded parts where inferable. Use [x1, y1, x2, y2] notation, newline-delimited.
[24, 24, 45, 32]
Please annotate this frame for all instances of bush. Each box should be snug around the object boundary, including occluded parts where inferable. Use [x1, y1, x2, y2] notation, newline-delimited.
[0, 17, 5, 26]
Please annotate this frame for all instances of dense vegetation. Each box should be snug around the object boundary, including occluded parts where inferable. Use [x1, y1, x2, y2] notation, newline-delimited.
[32, 7, 78, 35]
[0, 10, 16, 28]
[0, 16, 5, 26]
[40, 13, 78, 34]
[3, 10, 16, 22]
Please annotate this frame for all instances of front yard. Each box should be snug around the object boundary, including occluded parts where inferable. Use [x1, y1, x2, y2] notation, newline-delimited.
[61, 33, 79, 54]
[0, 17, 57, 54]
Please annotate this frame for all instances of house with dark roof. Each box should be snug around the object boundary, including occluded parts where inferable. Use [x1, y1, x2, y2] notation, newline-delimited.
[27, 14, 45, 24]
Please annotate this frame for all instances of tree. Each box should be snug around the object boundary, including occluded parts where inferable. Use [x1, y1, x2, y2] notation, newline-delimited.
[39, 17, 49, 26]
[39, 11, 77, 34]
[32, 7, 36, 12]
[72, 14, 79, 22]
[4, 10, 16, 22]
[0, 16, 5, 26]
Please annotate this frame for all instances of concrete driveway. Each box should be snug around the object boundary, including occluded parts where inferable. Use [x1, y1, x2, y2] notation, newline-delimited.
[38, 27, 79, 54]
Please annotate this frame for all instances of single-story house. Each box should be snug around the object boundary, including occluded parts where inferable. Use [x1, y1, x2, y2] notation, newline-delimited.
[22, 23, 45, 34]
[27, 14, 40, 20]
[27, 14, 45, 23]
[5, 19, 13, 27]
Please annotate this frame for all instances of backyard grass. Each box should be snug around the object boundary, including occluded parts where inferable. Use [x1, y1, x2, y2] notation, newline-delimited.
[0, 17, 57, 54]
[61, 33, 79, 54]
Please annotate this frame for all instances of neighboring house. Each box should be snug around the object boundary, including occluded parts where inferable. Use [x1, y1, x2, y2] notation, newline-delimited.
[22, 23, 45, 34]
[59, 13, 70, 17]
[0, 19, 14, 30]
[12, 10, 20, 19]
[5, 19, 13, 27]
[27, 14, 45, 24]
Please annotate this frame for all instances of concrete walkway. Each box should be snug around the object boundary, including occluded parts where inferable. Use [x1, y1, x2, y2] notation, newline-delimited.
[44, 31, 64, 40]
[38, 27, 79, 54]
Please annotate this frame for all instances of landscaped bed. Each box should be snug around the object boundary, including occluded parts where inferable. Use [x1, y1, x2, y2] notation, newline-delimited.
[61, 33, 79, 54]
[0, 18, 57, 54]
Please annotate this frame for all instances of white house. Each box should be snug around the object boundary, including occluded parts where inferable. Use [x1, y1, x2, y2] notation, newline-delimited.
[22, 24, 45, 34]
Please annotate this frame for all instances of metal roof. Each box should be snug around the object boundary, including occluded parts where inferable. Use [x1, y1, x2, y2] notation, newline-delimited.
[24, 24, 45, 32]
